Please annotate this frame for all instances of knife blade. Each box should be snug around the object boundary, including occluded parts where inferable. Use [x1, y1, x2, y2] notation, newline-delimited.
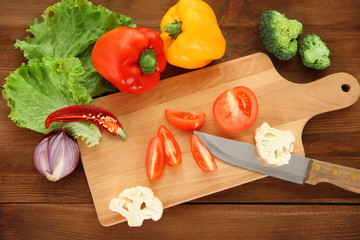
[194, 131, 360, 194]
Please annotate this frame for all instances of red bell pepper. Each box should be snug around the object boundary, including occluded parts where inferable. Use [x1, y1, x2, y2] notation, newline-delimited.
[45, 105, 127, 139]
[91, 26, 166, 95]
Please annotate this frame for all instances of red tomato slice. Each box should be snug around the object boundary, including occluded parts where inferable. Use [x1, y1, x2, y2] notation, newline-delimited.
[158, 125, 182, 167]
[165, 110, 206, 131]
[212, 86, 258, 132]
[190, 134, 217, 172]
[146, 136, 165, 180]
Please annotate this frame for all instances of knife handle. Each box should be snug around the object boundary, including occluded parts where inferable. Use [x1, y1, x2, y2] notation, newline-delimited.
[304, 159, 360, 194]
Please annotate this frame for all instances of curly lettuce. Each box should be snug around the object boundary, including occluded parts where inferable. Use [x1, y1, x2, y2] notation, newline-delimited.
[14, 0, 136, 97]
[76, 44, 116, 98]
[2, 0, 137, 147]
[2, 57, 101, 147]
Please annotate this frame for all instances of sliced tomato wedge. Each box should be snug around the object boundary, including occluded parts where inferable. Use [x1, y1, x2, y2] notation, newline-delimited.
[165, 109, 206, 131]
[212, 86, 258, 132]
[146, 136, 165, 180]
[158, 125, 182, 167]
[190, 134, 217, 172]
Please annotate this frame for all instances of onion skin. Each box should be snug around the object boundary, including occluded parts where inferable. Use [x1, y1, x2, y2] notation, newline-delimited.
[34, 127, 80, 181]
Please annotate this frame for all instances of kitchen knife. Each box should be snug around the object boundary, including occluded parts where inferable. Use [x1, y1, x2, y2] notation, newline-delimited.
[194, 131, 360, 194]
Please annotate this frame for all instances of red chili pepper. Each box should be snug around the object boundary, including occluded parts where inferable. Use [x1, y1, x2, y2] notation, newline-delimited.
[45, 105, 127, 139]
[91, 26, 166, 95]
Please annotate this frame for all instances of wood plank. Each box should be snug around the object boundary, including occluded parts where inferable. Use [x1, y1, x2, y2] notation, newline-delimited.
[1, 70, 359, 205]
[1, 203, 359, 239]
[2, 168, 360, 204]
[1, 130, 359, 204]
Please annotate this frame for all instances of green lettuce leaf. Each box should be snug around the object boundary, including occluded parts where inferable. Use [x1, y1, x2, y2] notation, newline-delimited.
[14, 0, 136, 97]
[76, 44, 117, 98]
[2, 57, 101, 147]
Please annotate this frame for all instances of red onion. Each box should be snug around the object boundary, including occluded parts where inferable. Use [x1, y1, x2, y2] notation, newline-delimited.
[34, 127, 80, 181]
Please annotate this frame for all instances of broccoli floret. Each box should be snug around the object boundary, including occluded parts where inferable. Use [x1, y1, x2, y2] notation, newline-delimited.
[299, 34, 330, 70]
[259, 10, 303, 60]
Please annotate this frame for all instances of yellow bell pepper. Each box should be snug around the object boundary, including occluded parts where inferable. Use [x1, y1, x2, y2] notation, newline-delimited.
[160, 0, 226, 69]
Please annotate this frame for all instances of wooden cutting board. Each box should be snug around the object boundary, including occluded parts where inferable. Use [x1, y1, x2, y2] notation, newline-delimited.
[79, 53, 360, 227]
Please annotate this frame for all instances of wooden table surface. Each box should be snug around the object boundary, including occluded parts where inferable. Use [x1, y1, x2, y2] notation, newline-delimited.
[1, 0, 359, 239]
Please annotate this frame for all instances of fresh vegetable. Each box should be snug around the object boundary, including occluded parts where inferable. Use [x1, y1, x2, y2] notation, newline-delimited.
[160, 0, 226, 69]
[259, 10, 303, 60]
[14, 0, 136, 98]
[299, 34, 331, 70]
[92, 26, 166, 94]
[212, 86, 258, 132]
[165, 110, 206, 131]
[34, 127, 80, 181]
[146, 136, 165, 180]
[3, 0, 136, 147]
[109, 186, 163, 227]
[158, 125, 182, 167]
[255, 122, 295, 167]
[190, 134, 217, 172]
[2, 57, 101, 147]
[45, 105, 127, 139]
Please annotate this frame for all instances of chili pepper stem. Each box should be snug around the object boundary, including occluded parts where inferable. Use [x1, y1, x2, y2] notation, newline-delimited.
[164, 20, 182, 39]
[117, 127, 127, 140]
[139, 49, 157, 74]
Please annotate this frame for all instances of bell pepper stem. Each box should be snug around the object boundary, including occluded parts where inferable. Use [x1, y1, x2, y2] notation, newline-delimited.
[139, 49, 157, 74]
[164, 20, 182, 39]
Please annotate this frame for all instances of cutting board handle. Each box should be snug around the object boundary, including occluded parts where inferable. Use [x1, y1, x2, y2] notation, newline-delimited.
[305, 159, 360, 194]
[300, 72, 360, 113]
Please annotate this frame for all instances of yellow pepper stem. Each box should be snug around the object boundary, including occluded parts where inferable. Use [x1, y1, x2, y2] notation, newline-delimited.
[164, 20, 183, 39]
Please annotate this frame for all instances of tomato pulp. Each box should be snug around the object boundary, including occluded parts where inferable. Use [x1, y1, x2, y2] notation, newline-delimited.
[146, 136, 165, 180]
[212, 86, 258, 132]
[190, 134, 217, 172]
[165, 110, 206, 131]
[158, 125, 182, 167]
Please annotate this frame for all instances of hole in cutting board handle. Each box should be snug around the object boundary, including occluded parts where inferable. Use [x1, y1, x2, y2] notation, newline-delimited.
[341, 84, 351, 92]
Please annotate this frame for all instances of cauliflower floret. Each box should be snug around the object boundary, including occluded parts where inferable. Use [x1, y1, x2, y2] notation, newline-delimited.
[255, 122, 295, 167]
[109, 186, 163, 227]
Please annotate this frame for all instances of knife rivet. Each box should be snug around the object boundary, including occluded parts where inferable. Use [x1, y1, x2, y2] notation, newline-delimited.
[351, 174, 357, 180]
[315, 164, 321, 170]
[333, 169, 338, 175]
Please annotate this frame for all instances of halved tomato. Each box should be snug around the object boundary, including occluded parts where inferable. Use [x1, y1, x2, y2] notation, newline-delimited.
[190, 134, 217, 172]
[146, 136, 165, 180]
[212, 86, 258, 132]
[165, 110, 206, 131]
[158, 125, 182, 167]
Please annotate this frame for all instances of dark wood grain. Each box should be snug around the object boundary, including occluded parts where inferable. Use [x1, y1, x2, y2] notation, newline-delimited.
[1, 0, 359, 239]
[1, 204, 360, 240]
